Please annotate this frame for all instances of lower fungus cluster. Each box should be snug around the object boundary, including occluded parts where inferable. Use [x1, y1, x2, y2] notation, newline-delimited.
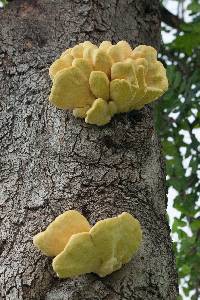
[33, 210, 142, 278]
[49, 41, 168, 126]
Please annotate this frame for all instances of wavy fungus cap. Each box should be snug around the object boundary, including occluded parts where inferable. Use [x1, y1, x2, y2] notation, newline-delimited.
[33, 210, 91, 257]
[33, 211, 142, 278]
[52, 212, 142, 278]
[49, 41, 168, 125]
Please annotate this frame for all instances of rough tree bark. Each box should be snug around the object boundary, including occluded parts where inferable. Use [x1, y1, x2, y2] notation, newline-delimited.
[0, 0, 178, 299]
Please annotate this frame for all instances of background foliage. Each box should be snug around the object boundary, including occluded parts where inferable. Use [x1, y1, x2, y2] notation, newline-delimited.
[1, 0, 7, 6]
[1, 0, 199, 299]
[156, 0, 200, 299]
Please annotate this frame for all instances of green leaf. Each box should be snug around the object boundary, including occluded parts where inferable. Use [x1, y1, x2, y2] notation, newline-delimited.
[172, 218, 187, 233]
[172, 33, 200, 55]
[188, 2, 200, 13]
[168, 177, 187, 191]
[181, 264, 191, 276]
[1, 0, 8, 5]
[174, 195, 196, 216]
[163, 141, 177, 156]
[183, 287, 190, 296]
[173, 71, 182, 89]
[181, 22, 200, 33]
[177, 228, 188, 239]
[190, 220, 200, 230]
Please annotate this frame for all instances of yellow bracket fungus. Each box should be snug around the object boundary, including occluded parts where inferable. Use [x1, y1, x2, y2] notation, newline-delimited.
[33, 210, 91, 257]
[49, 41, 168, 126]
[89, 71, 109, 100]
[33, 211, 142, 278]
[85, 98, 111, 126]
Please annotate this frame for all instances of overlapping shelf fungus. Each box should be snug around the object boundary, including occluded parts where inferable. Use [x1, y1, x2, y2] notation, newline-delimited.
[49, 41, 168, 126]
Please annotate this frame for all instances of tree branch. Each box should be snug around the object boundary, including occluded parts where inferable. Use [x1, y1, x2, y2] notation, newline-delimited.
[160, 4, 183, 29]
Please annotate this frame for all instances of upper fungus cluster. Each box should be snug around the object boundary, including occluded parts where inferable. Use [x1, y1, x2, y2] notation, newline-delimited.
[49, 41, 168, 126]
[33, 210, 142, 278]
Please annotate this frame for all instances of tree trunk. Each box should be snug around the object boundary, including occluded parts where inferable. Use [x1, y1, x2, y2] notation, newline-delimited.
[0, 0, 178, 299]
